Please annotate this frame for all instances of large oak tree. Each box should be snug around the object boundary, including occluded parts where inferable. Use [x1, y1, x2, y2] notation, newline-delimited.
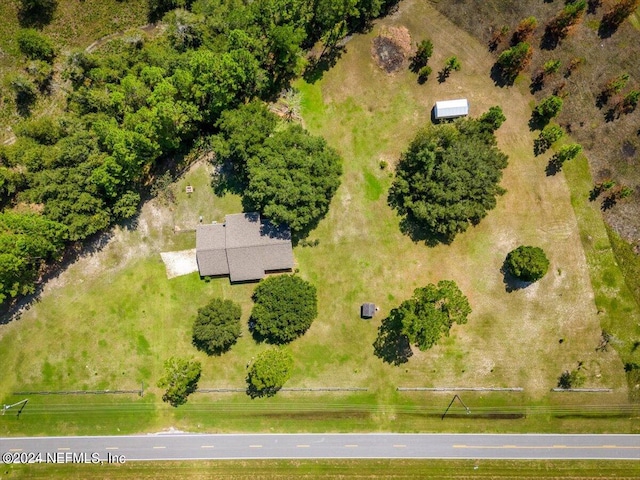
[388, 115, 508, 244]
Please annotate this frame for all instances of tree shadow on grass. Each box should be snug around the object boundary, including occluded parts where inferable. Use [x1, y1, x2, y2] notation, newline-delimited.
[601, 194, 618, 211]
[398, 216, 453, 247]
[246, 380, 281, 399]
[501, 259, 533, 293]
[303, 45, 346, 84]
[437, 69, 450, 83]
[545, 157, 563, 176]
[212, 162, 245, 197]
[489, 63, 514, 88]
[540, 26, 561, 51]
[18, 1, 57, 28]
[528, 113, 549, 131]
[529, 72, 545, 94]
[373, 314, 413, 366]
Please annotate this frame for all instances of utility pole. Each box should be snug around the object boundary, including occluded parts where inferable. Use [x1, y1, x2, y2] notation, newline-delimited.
[2, 399, 29, 418]
[441, 394, 470, 420]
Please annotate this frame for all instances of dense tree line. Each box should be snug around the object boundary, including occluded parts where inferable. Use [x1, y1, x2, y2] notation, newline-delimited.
[0, 0, 393, 305]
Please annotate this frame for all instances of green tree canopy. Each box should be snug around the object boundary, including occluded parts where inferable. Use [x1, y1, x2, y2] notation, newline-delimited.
[533, 95, 563, 122]
[506, 245, 550, 282]
[534, 124, 564, 155]
[0, 211, 67, 303]
[247, 347, 293, 397]
[394, 280, 471, 352]
[388, 116, 508, 244]
[211, 101, 279, 182]
[478, 105, 506, 132]
[496, 42, 532, 82]
[410, 39, 433, 72]
[244, 124, 342, 238]
[157, 357, 202, 407]
[250, 274, 318, 344]
[17, 29, 55, 63]
[192, 298, 242, 355]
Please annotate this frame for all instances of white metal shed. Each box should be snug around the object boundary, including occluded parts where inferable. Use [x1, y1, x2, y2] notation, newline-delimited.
[434, 98, 469, 119]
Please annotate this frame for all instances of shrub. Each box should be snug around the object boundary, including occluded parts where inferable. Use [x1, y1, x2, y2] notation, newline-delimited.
[247, 347, 293, 397]
[496, 42, 532, 81]
[533, 95, 563, 122]
[512, 16, 538, 43]
[548, 0, 587, 39]
[250, 274, 318, 344]
[557, 368, 585, 389]
[192, 298, 242, 355]
[622, 90, 639, 113]
[554, 143, 582, 164]
[410, 39, 433, 72]
[445, 56, 461, 72]
[543, 59, 561, 75]
[604, 73, 630, 97]
[506, 246, 550, 282]
[17, 29, 55, 63]
[417, 65, 432, 83]
[478, 106, 506, 132]
[534, 124, 564, 155]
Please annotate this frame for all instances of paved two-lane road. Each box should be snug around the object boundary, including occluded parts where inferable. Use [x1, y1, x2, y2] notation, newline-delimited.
[1, 434, 639, 462]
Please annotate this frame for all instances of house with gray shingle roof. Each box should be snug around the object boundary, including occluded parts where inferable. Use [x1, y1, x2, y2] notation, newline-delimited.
[196, 213, 294, 282]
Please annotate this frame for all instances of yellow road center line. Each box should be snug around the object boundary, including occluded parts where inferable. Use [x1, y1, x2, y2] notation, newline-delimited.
[503, 445, 518, 448]
[553, 445, 567, 448]
[601, 445, 616, 448]
[296, 445, 310, 448]
[452, 445, 467, 448]
[344, 444, 358, 448]
[200, 445, 215, 449]
[249, 445, 262, 448]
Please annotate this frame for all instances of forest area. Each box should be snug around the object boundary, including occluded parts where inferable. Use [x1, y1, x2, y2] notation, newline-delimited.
[0, 0, 398, 306]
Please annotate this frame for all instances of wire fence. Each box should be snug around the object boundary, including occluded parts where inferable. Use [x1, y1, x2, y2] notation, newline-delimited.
[551, 388, 613, 392]
[12, 387, 144, 396]
[398, 387, 524, 392]
[197, 387, 368, 393]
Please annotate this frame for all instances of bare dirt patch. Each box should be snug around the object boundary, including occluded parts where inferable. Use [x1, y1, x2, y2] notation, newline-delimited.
[371, 26, 411, 73]
[160, 249, 198, 279]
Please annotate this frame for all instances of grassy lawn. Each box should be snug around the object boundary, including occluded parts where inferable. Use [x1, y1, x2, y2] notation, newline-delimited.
[4, 459, 640, 479]
[1, 1, 638, 437]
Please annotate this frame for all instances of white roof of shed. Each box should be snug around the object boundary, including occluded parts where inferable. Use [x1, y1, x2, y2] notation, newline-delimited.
[434, 98, 469, 118]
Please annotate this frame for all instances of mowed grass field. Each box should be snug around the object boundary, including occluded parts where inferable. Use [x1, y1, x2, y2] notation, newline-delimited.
[4, 459, 640, 480]
[1, 1, 638, 436]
